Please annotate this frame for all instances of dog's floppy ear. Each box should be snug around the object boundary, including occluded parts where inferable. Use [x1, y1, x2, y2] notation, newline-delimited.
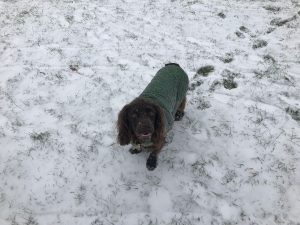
[117, 104, 132, 145]
[152, 104, 165, 146]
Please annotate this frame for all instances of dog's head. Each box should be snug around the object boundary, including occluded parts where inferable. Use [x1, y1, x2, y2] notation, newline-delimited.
[117, 98, 165, 146]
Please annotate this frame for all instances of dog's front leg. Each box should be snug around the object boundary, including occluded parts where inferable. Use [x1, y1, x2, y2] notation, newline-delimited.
[129, 142, 142, 154]
[146, 152, 157, 171]
[146, 143, 163, 171]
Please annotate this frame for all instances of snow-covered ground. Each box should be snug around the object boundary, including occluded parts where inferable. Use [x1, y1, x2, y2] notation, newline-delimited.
[1, 0, 300, 224]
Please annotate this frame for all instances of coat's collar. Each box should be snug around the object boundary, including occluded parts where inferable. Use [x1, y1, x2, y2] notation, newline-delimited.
[131, 140, 153, 151]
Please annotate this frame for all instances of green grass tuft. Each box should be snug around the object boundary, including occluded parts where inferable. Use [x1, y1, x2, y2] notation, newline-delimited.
[197, 65, 215, 77]
[223, 78, 237, 90]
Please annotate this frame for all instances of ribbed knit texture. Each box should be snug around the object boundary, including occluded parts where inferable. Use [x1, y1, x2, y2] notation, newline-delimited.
[140, 64, 189, 131]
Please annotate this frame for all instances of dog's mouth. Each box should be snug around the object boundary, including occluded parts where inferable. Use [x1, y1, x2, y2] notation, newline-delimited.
[137, 133, 152, 140]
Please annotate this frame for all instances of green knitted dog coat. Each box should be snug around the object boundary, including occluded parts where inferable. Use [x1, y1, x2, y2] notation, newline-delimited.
[140, 64, 189, 132]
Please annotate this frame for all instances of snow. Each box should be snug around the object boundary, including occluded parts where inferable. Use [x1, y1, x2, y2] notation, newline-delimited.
[1, 0, 300, 224]
[286, 185, 300, 222]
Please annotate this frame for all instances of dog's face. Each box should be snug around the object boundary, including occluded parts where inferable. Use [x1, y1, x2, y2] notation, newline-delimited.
[117, 98, 165, 145]
[127, 103, 156, 141]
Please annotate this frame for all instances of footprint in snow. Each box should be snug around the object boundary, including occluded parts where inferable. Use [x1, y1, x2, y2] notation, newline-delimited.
[235, 26, 251, 39]
[252, 39, 268, 49]
[189, 65, 215, 91]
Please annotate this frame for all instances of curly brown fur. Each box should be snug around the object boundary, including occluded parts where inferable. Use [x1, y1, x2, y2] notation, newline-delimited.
[117, 96, 188, 170]
[117, 98, 165, 148]
[117, 104, 132, 145]
[117, 98, 167, 170]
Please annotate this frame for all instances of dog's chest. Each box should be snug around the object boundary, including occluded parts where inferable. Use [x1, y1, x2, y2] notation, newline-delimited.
[131, 140, 153, 152]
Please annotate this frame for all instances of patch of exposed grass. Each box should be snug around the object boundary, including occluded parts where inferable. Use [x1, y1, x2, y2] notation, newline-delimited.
[253, 58, 293, 85]
[235, 31, 245, 38]
[118, 63, 128, 71]
[286, 107, 300, 121]
[263, 54, 276, 64]
[65, 15, 74, 23]
[266, 27, 276, 34]
[25, 216, 39, 225]
[221, 69, 240, 79]
[221, 170, 237, 184]
[189, 80, 203, 91]
[223, 78, 237, 90]
[218, 12, 226, 18]
[74, 184, 87, 205]
[196, 99, 211, 110]
[270, 16, 297, 27]
[248, 105, 277, 125]
[191, 159, 211, 178]
[69, 64, 79, 72]
[263, 5, 281, 12]
[239, 26, 250, 33]
[197, 65, 215, 77]
[91, 219, 105, 225]
[209, 80, 222, 92]
[220, 53, 234, 63]
[253, 70, 264, 79]
[252, 39, 268, 49]
[30, 131, 50, 143]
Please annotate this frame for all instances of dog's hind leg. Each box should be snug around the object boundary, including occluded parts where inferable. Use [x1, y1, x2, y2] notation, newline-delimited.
[175, 97, 186, 121]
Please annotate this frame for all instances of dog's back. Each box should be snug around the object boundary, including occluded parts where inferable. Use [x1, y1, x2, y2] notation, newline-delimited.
[140, 63, 189, 130]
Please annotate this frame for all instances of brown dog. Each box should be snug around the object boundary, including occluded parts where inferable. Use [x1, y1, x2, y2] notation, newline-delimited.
[117, 63, 189, 170]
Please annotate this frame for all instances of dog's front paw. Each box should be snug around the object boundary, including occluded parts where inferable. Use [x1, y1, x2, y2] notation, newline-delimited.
[129, 147, 142, 154]
[129, 143, 142, 154]
[146, 153, 157, 171]
[175, 111, 185, 121]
